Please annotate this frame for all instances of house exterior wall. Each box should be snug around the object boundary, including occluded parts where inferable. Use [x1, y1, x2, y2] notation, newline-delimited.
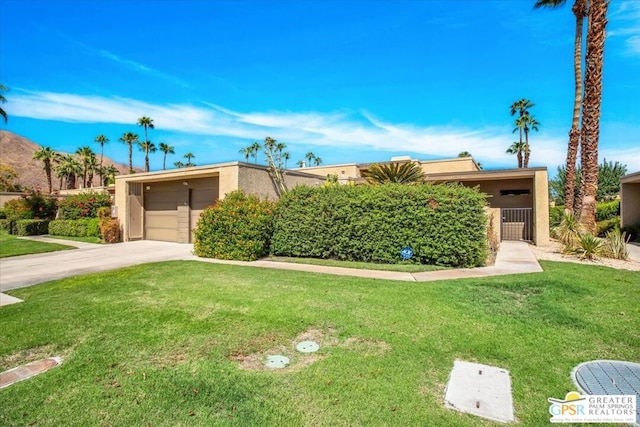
[0, 192, 22, 208]
[620, 172, 640, 228]
[419, 158, 479, 173]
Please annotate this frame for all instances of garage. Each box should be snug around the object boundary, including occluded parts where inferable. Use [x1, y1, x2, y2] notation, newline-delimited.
[142, 177, 218, 243]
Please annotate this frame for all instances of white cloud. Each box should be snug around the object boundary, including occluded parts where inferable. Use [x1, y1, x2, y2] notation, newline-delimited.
[9, 90, 638, 172]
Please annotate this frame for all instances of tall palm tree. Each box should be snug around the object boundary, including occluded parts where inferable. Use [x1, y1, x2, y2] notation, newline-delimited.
[75, 146, 95, 188]
[282, 152, 290, 168]
[184, 152, 195, 167]
[361, 162, 425, 185]
[578, 0, 608, 233]
[119, 132, 139, 173]
[138, 140, 157, 172]
[305, 152, 316, 167]
[239, 146, 251, 162]
[522, 114, 540, 168]
[32, 146, 58, 193]
[510, 99, 536, 168]
[0, 83, 8, 123]
[506, 141, 525, 168]
[173, 161, 185, 169]
[250, 141, 261, 163]
[314, 156, 322, 166]
[159, 142, 175, 170]
[86, 154, 99, 188]
[296, 160, 305, 167]
[55, 154, 82, 189]
[137, 116, 155, 172]
[535, 0, 587, 214]
[101, 165, 119, 186]
[94, 135, 109, 166]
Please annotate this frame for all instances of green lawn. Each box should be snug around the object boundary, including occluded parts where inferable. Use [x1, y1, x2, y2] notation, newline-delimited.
[0, 231, 75, 258]
[45, 234, 102, 244]
[267, 255, 447, 272]
[0, 261, 638, 426]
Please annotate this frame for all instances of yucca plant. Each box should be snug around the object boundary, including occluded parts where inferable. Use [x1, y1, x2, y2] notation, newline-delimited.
[557, 213, 583, 249]
[602, 228, 629, 260]
[569, 233, 604, 260]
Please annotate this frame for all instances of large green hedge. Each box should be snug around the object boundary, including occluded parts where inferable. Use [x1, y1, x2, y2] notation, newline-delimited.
[193, 190, 275, 261]
[14, 219, 50, 236]
[49, 218, 101, 238]
[271, 184, 488, 267]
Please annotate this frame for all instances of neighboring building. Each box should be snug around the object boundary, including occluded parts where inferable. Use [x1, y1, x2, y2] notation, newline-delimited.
[114, 156, 549, 245]
[114, 162, 324, 243]
[620, 171, 640, 229]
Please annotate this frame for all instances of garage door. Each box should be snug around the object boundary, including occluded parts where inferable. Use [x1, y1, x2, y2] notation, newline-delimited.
[189, 188, 217, 242]
[145, 191, 178, 242]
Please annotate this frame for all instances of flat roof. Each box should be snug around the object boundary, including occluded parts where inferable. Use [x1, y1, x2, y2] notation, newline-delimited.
[621, 170, 640, 184]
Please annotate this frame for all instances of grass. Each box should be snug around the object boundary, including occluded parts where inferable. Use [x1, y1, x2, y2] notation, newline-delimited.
[0, 231, 75, 258]
[45, 234, 102, 244]
[267, 256, 447, 272]
[0, 261, 638, 426]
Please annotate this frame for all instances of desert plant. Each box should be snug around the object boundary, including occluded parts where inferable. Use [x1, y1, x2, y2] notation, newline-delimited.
[596, 217, 620, 237]
[361, 162, 425, 185]
[557, 213, 583, 248]
[602, 228, 629, 260]
[569, 233, 604, 260]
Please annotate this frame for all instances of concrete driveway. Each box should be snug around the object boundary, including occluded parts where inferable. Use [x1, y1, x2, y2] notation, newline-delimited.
[1, 240, 196, 291]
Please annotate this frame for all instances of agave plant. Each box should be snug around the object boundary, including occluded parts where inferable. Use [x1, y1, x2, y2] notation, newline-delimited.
[557, 213, 583, 250]
[602, 228, 629, 260]
[361, 162, 425, 185]
[570, 233, 604, 260]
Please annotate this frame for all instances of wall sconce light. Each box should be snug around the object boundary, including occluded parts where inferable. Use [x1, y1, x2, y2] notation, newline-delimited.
[146, 185, 151, 190]
[183, 181, 189, 186]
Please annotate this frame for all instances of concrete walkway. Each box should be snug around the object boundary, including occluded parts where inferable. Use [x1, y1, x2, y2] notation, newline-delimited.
[0, 238, 542, 306]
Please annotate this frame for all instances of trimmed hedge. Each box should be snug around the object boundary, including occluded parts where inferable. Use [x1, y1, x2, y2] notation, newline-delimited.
[0, 219, 13, 233]
[193, 190, 274, 261]
[14, 219, 50, 236]
[271, 183, 488, 267]
[595, 200, 620, 222]
[0, 208, 6, 219]
[49, 218, 101, 238]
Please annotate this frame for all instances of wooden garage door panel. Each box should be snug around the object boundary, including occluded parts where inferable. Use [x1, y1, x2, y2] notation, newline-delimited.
[145, 227, 178, 242]
[146, 192, 179, 211]
[190, 190, 217, 210]
[145, 211, 178, 228]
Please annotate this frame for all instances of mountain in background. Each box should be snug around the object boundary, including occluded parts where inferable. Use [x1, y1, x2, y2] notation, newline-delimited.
[0, 130, 134, 192]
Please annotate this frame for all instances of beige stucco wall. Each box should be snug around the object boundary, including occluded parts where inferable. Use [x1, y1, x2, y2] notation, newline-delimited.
[419, 158, 480, 173]
[295, 164, 359, 182]
[621, 172, 640, 228]
[533, 169, 550, 245]
[0, 192, 22, 208]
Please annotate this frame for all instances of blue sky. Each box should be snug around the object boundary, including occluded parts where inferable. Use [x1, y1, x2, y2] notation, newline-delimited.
[1, 0, 639, 174]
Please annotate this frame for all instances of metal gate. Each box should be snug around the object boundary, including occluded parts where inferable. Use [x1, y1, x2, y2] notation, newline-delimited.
[501, 208, 532, 241]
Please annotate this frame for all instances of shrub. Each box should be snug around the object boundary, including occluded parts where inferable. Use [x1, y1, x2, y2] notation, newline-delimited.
[3, 190, 58, 222]
[271, 183, 488, 267]
[602, 228, 629, 260]
[567, 233, 604, 260]
[57, 192, 112, 220]
[0, 208, 6, 219]
[14, 219, 50, 236]
[99, 218, 121, 243]
[557, 213, 583, 249]
[596, 217, 620, 237]
[0, 219, 12, 233]
[595, 200, 620, 222]
[549, 205, 564, 228]
[48, 218, 101, 237]
[193, 190, 275, 261]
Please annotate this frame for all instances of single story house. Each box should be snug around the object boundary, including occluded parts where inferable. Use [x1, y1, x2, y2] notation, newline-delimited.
[620, 171, 640, 229]
[114, 156, 549, 245]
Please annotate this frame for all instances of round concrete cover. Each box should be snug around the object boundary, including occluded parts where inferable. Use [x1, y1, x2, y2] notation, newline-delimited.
[296, 341, 320, 353]
[265, 355, 290, 369]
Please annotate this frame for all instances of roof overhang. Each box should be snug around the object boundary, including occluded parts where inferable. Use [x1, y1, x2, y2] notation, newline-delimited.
[426, 167, 547, 182]
[621, 171, 640, 184]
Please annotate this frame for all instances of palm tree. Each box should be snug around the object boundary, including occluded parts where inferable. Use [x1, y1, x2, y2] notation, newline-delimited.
[55, 154, 82, 189]
[522, 114, 540, 168]
[159, 142, 175, 170]
[119, 132, 139, 173]
[173, 161, 185, 169]
[76, 146, 95, 188]
[510, 99, 535, 168]
[296, 160, 305, 167]
[305, 152, 316, 167]
[239, 146, 251, 162]
[137, 116, 155, 172]
[282, 152, 290, 168]
[138, 140, 157, 172]
[506, 141, 525, 168]
[32, 146, 58, 193]
[314, 156, 322, 166]
[86, 154, 99, 188]
[100, 165, 119, 186]
[0, 83, 8, 123]
[250, 141, 261, 163]
[457, 151, 471, 158]
[94, 135, 109, 166]
[535, 0, 587, 214]
[578, 0, 608, 233]
[184, 152, 195, 167]
[361, 162, 425, 185]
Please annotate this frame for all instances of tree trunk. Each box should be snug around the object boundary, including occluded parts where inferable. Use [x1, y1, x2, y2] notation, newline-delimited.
[523, 128, 530, 168]
[578, 0, 607, 234]
[128, 145, 133, 174]
[517, 151, 523, 169]
[564, 0, 587, 215]
[45, 166, 52, 194]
